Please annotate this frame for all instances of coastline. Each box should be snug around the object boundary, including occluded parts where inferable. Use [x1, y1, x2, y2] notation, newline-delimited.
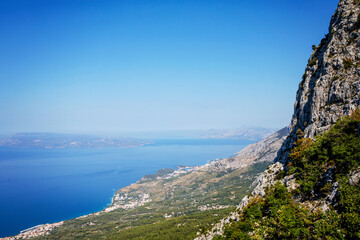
[1, 192, 123, 239]
[0, 165, 197, 240]
[0, 222, 64, 240]
[0, 139, 257, 239]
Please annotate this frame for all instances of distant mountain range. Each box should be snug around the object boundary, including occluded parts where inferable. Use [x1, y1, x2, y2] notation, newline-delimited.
[0, 133, 153, 149]
[0, 127, 276, 149]
[198, 127, 276, 141]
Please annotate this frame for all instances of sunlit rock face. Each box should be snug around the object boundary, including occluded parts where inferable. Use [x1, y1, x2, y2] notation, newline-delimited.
[277, 0, 360, 164]
[196, 1, 360, 239]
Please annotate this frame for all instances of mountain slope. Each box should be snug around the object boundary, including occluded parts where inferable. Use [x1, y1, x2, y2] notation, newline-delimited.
[207, 112, 360, 240]
[277, 0, 360, 163]
[5, 128, 287, 239]
[197, 0, 360, 239]
[199, 127, 276, 141]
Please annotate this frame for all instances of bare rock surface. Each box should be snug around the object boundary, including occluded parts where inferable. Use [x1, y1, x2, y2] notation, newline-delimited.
[277, 0, 360, 164]
[196, 1, 360, 239]
[201, 127, 288, 171]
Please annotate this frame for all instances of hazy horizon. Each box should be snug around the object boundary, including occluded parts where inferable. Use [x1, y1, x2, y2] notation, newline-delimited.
[0, 125, 278, 139]
[0, 0, 339, 133]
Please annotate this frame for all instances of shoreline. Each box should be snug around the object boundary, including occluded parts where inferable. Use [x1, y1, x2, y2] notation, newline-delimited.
[1, 193, 121, 240]
[1, 187, 126, 240]
[0, 139, 255, 239]
[0, 165, 198, 240]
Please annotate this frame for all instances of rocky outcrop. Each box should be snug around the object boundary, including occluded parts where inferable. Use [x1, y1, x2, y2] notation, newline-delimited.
[277, 0, 360, 163]
[202, 127, 288, 171]
[196, 1, 360, 239]
[194, 162, 284, 240]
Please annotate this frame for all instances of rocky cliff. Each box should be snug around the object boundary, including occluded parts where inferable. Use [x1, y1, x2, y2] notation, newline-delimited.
[207, 127, 288, 170]
[196, 0, 360, 239]
[277, 0, 360, 163]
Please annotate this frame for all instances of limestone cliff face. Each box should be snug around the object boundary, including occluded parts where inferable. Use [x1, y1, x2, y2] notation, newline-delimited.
[203, 127, 288, 170]
[277, 0, 360, 163]
[196, 1, 360, 239]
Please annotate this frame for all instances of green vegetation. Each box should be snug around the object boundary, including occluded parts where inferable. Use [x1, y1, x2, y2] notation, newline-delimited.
[111, 209, 230, 240]
[141, 168, 175, 181]
[218, 112, 360, 239]
[296, 129, 305, 138]
[289, 110, 360, 198]
[33, 113, 360, 239]
[217, 183, 344, 239]
[35, 160, 270, 239]
[34, 207, 233, 240]
[308, 57, 318, 67]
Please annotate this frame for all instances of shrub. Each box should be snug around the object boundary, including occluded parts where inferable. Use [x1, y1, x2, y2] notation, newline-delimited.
[351, 107, 360, 122]
[290, 112, 360, 197]
[221, 182, 345, 239]
[218, 113, 360, 240]
[296, 129, 305, 138]
[308, 57, 318, 67]
[289, 138, 312, 165]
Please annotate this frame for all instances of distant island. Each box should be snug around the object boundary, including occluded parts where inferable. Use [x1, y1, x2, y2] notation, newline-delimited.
[0, 133, 153, 149]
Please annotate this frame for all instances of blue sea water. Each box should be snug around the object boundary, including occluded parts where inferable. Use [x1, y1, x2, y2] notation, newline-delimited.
[0, 139, 253, 237]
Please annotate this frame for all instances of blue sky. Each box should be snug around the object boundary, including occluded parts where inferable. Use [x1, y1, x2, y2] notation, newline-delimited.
[0, 0, 339, 134]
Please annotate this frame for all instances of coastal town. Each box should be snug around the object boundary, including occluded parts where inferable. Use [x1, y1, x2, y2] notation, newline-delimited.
[1, 165, 197, 240]
[1, 222, 64, 240]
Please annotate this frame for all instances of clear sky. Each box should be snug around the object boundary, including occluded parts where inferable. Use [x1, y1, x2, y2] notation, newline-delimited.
[0, 0, 339, 135]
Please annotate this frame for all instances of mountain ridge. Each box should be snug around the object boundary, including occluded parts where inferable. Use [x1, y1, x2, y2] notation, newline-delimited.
[277, 0, 360, 164]
[196, 0, 360, 238]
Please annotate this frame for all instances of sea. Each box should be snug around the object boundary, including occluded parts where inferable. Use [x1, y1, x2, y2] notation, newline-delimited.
[0, 139, 254, 237]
